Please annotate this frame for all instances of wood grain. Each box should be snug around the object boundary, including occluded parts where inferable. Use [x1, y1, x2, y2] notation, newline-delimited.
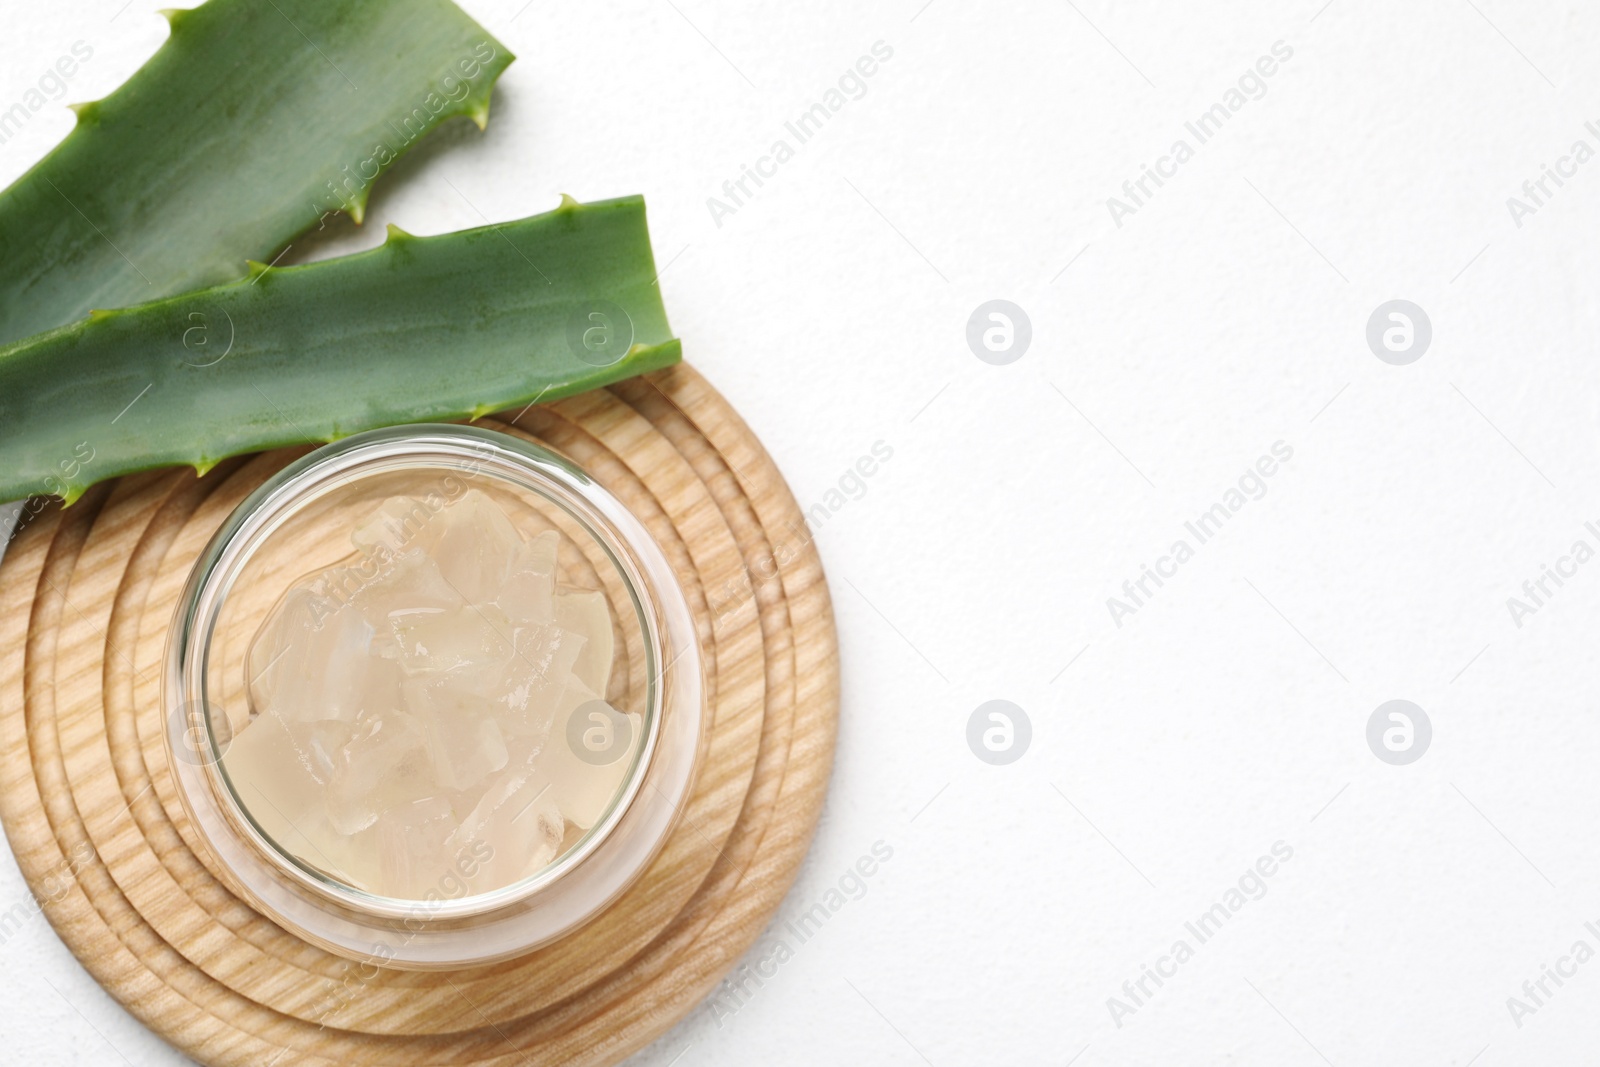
[0, 365, 839, 1065]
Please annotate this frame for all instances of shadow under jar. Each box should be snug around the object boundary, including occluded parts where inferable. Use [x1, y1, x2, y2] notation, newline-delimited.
[164, 424, 704, 969]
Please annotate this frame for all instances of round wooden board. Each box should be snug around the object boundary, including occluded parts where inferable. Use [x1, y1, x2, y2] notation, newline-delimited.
[0, 365, 839, 1066]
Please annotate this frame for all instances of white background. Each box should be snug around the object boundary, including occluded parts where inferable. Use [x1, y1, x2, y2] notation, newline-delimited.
[4, 0, 1600, 1063]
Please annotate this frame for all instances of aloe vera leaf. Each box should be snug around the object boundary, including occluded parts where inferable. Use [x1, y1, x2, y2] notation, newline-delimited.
[0, 195, 679, 504]
[0, 0, 513, 347]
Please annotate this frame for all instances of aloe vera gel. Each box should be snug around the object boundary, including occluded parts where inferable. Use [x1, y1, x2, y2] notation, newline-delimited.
[225, 489, 641, 901]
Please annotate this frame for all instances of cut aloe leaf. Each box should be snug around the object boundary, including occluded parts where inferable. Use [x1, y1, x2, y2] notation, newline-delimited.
[0, 0, 513, 347]
[0, 195, 679, 504]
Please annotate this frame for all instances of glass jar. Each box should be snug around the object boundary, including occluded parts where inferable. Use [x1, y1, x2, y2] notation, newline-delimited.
[163, 424, 703, 969]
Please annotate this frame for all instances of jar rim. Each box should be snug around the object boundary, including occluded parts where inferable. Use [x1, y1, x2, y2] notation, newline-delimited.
[163, 424, 704, 967]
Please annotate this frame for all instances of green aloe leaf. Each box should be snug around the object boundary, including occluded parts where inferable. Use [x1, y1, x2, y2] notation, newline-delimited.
[0, 195, 680, 504]
[0, 0, 513, 346]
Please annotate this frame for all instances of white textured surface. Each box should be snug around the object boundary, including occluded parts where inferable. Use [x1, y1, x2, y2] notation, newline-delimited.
[4, 0, 1599, 1063]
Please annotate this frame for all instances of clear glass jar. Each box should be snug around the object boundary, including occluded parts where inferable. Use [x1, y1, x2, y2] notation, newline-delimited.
[163, 424, 703, 969]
